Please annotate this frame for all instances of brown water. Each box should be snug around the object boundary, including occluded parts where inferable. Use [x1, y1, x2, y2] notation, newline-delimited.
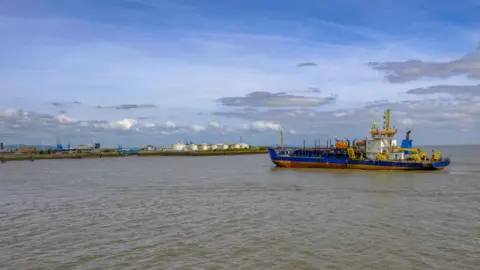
[1, 145, 479, 269]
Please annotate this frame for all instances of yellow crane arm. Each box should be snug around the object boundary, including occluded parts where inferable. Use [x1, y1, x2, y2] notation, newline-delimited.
[433, 151, 442, 160]
[376, 153, 387, 161]
[411, 154, 422, 162]
[394, 147, 422, 153]
[347, 147, 356, 159]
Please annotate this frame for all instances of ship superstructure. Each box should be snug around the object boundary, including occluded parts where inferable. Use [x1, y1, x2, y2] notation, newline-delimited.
[268, 109, 450, 170]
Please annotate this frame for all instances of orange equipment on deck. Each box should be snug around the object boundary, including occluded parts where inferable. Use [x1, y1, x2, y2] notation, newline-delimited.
[369, 129, 397, 135]
[335, 141, 348, 149]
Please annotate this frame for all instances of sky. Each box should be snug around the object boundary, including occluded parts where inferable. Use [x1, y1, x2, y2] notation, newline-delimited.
[1, 0, 480, 147]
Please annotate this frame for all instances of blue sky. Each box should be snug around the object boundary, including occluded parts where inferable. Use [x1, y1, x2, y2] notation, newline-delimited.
[1, 0, 480, 147]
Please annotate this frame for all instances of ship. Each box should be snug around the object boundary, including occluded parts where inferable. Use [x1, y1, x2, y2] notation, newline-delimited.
[268, 109, 451, 170]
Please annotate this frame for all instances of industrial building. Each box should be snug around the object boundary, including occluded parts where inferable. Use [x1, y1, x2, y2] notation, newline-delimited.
[169, 142, 249, 152]
[18, 147, 38, 153]
[234, 143, 249, 149]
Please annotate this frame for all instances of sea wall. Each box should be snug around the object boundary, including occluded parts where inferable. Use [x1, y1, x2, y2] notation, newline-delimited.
[0, 149, 268, 162]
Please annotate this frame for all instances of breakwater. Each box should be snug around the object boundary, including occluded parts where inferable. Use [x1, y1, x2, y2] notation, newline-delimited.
[0, 149, 268, 162]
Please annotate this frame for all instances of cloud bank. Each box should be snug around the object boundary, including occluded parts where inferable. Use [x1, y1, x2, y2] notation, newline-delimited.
[1, 0, 480, 146]
[406, 84, 480, 98]
[96, 104, 158, 110]
[369, 43, 480, 83]
[216, 91, 336, 108]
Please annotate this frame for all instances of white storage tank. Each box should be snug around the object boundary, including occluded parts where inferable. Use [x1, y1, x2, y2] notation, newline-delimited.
[198, 143, 209, 151]
[238, 143, 250, 149]
[171, 143, 186, 151]
[188, 144, 198, 151]
[216, 144, 228, 150]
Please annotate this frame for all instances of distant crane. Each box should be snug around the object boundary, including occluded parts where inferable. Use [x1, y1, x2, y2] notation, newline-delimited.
[117, 144, 141, 153]
[56, 136, 63, 150]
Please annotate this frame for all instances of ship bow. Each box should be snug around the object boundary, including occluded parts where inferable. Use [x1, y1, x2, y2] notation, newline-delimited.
[433, 157, 451, 169]
[268, 147, 279, 160]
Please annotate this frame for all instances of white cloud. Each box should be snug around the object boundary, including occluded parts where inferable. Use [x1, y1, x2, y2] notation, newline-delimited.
[56, 114, 77, 124]
[0, 109, 28, 118]
[111, 119, 137, 130]
[244, 121, 282, 132]
[0, 109, 160, 136]
[208, 121, 222, 128]
[165, 121, 176, 127]
[143, 122, 156, 128]
[191, 124, 206, 132]
[400, 118, 413, 125]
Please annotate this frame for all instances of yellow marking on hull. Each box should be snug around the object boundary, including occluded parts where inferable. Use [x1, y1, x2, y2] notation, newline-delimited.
[273, 160, 445, 170]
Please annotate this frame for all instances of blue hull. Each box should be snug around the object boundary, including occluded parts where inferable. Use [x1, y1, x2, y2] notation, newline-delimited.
[268, 148, 450, 170]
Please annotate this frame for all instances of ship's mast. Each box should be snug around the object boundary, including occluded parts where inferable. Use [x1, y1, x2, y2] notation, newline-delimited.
[384, 109, 391, 131]
[370, 110, 396, 136]
[280, 128, 284, 149]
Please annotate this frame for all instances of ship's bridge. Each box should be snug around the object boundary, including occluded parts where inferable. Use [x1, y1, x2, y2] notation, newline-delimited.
[365, 109, 399, 159]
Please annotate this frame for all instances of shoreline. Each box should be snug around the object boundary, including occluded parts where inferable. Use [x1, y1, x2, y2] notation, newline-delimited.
[0, 149, 268, 162]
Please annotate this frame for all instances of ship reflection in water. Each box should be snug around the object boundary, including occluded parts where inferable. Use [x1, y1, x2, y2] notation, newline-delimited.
[269, 109, 450, 171]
